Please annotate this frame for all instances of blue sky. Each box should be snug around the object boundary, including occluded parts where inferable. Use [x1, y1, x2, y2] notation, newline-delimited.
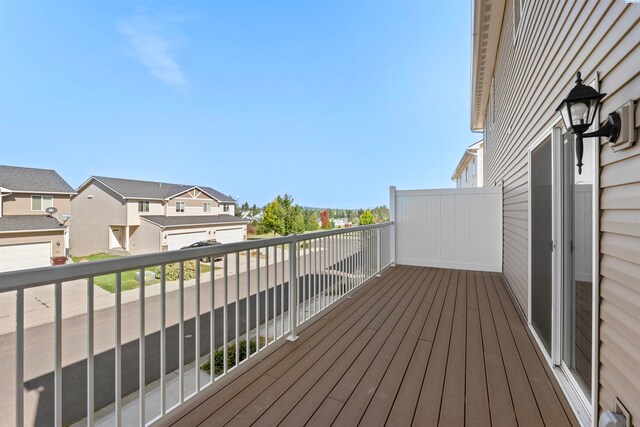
[0, 0, 480, 208]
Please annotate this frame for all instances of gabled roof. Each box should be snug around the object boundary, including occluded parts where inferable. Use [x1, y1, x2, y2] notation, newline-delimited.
[0, 165, 75, 194]
[452, 140, 483, 180]
[0, 215, 65, 233]
[78, 176, 236, 203]
[141, 214, 249, 228]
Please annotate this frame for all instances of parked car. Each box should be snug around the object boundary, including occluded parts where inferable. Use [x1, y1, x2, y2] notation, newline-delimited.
[181, 239, 222, 262]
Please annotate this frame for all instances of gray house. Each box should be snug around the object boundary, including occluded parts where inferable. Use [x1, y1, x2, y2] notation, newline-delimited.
[473, 0, 640, 424]
[0, 165, 75, 272]
[70, 176, 249, 256]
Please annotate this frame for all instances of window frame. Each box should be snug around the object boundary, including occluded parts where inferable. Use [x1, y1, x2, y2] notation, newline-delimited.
[204, 202, 211, 213]
[176, 201, 185, 213]
[222, 204, 230, 212]
[138, 201, 150, 212]
[31, 195, 53, 211]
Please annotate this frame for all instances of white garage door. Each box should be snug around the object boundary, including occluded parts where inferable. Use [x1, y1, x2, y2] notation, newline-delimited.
[167, 231, 207, 251]
[216, 228, 244, 244]
[0, 242, 51, 273]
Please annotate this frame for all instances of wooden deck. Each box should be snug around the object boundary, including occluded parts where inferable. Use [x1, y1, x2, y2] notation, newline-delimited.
[158, 266, 579, 426]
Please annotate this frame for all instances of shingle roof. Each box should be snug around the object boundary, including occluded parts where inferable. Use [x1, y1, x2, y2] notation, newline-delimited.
[91, 176, 236, 203]
[0, 215, 65, 232]
[141, 215, 249, 228]
[0, 165, 75, 194]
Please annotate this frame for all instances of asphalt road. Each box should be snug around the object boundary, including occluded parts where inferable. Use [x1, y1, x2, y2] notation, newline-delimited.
[0, 245, 364, 426]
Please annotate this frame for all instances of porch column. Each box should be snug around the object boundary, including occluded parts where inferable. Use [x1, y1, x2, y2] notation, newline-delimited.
[125, 225, 130, 251]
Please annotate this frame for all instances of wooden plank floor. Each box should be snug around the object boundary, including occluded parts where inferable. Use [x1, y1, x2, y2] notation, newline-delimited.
[159, 266, 579, 427]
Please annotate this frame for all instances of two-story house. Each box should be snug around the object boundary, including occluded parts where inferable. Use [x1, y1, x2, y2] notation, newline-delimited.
[0, 165, 75, 272]
[451, 140, 484, 188]
[70, 176, 249, 256]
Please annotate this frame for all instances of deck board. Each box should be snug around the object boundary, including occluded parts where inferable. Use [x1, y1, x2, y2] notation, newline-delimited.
[157, 266, 579, 427]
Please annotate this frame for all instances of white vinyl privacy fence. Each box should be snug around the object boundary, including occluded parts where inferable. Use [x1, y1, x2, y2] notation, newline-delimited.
[391, 186, 503, 272]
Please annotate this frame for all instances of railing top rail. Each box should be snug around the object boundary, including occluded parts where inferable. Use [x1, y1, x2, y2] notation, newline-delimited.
[0, 222, 393, 292]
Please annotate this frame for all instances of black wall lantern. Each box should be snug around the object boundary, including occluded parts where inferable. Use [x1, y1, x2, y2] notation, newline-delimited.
[556, 72, 621, 174]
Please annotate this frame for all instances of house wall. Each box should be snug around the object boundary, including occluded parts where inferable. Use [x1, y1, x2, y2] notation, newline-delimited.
[0, 231, 65, 258]
[125, 200, 164, 225]
[70, 181, 127, 256]
[129, 221, 162, 255]
[2, 194, 71, 221]
[169, 190, 222, 216]
[483, 0, 639, 421]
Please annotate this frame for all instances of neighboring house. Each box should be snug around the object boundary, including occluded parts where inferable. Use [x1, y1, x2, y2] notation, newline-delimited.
[0, 165, 75, 272]
[70, 176, 249, 256]
[472, 0, 639, 425]
[451, 140, 483, 188]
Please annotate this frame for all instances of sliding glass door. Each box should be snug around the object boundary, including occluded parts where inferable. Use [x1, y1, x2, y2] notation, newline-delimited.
[562, 132, 593, 397]
[530, 136, 553, 354]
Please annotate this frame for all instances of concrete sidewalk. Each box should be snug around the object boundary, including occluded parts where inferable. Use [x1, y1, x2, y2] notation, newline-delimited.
[0, 247, 294, 335]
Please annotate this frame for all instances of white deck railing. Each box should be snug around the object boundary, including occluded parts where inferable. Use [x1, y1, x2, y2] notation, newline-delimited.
[0, 222, 393, 426]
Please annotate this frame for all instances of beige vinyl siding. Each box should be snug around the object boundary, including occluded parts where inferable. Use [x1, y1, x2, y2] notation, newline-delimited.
[126, 200, 164, 225]
[70, 181, 127, 256]
[483, 0, 639, 421]
[1, 194, 71, 220]
[129, 220, 162, 254]
[599, 133, 640, 422]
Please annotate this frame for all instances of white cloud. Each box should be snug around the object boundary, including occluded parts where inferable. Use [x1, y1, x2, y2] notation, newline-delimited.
[119, 15, 188, 90]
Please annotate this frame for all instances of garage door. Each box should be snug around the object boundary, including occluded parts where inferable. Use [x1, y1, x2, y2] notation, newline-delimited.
[167, 231, 207, 251]
[216, 228, 244, 244]
[0, 242, 51, 273]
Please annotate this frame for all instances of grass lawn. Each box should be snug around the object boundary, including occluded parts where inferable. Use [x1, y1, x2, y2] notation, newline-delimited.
[71, 253, 213, 293]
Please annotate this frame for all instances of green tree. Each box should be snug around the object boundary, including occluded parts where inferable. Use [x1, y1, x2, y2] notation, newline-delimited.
[359, 209, 375, 225]
[261, 200, 285, 235]
[305, 212, 319, 231]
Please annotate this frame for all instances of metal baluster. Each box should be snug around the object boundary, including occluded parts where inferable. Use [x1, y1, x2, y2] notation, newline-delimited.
[87, 277, 95, 426]
[195, 260, 201, 391]
[15, 289, 24, 427]
[139, 268, 146, 426]
[256, 248, 260, 352]
[246, 250, 250, 359]
[179, 262, 184, 402]
[302, 240, 306, 322]
[115, 273, 122, 427]
[209, 259, 215, 382]
[235, 253, 240, 366]
[281, 244, 285, 334]
[272, 246, 277, 338]
[223, 254, 228, 375]
[160, 265, 167, 412]
[54, 282, 62, 427]
[287, 240, 298, 341]
[264, 248, 269, 345]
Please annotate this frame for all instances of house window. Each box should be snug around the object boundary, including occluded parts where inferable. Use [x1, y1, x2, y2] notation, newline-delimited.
[223, 204, 230, 212]
[472, 158, 477, 177]
[138, 201, 150, 212]
[31, 195, 53, 211]
[204, 202, 211, 213]
[465, 167, 469, 182]
[176, 201, 185, 213]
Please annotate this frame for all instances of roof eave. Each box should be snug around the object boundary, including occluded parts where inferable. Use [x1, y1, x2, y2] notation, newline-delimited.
[470, 0, 506, 132]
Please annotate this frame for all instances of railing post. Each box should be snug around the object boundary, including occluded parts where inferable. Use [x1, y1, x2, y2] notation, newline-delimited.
[376, 227, 382, 277]
[287, 236, 299, 341]
[389, 186, 397, 266]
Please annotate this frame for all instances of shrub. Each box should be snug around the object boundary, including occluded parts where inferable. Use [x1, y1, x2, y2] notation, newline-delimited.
[247, 223, 257, 235]
[201, 337, 266, 375]
[159, 260, 200, 281]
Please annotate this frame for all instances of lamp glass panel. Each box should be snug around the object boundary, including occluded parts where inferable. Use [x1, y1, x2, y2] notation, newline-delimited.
[587, 98, 599, 127]
[560, 104, 572, 130]
[569, 102, 589, 127]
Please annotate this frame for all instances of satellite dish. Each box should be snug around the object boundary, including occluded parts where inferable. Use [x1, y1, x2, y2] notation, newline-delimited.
[45, 206, 58, 216]
[61, 214, 72, 220]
